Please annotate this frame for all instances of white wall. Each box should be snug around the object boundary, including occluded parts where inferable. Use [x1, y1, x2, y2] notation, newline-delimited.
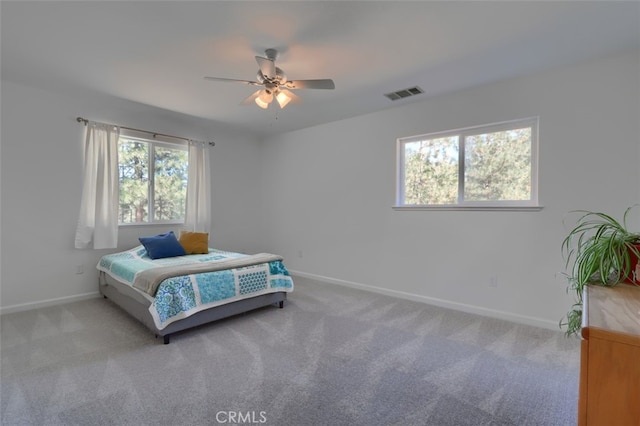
[0, 80, 264, 311]
[257, 49, 640, 329]
[2, 49, 638, 329]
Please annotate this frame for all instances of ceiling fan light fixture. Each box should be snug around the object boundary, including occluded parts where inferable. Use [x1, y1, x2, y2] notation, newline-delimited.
[255, 97, 269, 109]
[255, 89, 273, 109]
[275, 90, 293, 108]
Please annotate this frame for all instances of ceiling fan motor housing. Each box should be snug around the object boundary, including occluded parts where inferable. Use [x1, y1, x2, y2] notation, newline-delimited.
[264, 48, 279, 61]
[257, 67, 287, 86]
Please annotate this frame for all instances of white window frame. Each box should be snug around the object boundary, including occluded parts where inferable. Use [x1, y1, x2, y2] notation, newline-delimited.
[118, 132, 189, 226]
[394, 117, 542, 211]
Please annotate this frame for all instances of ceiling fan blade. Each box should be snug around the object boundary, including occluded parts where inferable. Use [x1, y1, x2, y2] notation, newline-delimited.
[255, 56, 276, 80]
[204, 76, 261, 86]
[240, 89, 263, 106]
[283, 79, 335, 90]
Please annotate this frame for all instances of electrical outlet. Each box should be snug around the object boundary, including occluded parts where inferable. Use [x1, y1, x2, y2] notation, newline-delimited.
[75, 265, 84, 275]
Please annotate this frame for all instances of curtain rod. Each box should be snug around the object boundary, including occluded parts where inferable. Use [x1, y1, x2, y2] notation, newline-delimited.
[76, 117, 215, 146]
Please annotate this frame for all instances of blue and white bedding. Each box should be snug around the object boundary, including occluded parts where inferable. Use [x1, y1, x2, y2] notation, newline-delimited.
[98, 246, 294, 330]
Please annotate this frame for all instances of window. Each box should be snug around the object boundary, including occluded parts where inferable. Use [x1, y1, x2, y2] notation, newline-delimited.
[395, 117, 539, 210]
[118, 135, 188, 224]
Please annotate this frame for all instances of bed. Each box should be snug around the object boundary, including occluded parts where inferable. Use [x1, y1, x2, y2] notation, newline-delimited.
[97, 244, 294, 344]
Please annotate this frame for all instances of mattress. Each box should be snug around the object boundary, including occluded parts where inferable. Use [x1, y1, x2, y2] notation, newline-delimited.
[97, 245, 294, 331]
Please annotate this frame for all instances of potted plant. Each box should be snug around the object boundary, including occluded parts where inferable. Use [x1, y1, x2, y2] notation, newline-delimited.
[561, 206, 640, 336]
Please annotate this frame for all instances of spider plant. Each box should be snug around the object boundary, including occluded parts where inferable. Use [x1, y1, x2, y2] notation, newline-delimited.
[561, 206, 640, 336]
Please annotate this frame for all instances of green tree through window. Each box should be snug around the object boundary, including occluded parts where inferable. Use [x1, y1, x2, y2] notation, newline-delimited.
[118, 137, 188, 224]
[464, 128, 531, 201]
[404, 136, 458, 205]
[397, 118, 538, 208]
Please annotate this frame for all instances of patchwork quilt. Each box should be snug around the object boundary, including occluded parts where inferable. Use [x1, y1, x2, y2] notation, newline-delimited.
[97, 246, 294, 330]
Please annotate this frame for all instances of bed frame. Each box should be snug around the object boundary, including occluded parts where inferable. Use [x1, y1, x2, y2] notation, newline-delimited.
[99, 272, 286, 344]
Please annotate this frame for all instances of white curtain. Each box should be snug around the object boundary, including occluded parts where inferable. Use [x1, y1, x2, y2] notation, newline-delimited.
[185, 141, 211, 232]
[74, 123, 120, 249]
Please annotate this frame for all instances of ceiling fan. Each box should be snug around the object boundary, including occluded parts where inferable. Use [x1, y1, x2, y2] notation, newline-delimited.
[204, 48, 335, 109]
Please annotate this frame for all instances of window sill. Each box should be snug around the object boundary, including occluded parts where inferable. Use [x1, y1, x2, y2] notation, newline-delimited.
[392, 205, 544, 212]
[119, 221, 185, 227]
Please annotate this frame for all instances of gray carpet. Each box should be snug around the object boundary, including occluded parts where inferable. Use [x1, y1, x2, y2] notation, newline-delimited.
[1, 276, 580, 425]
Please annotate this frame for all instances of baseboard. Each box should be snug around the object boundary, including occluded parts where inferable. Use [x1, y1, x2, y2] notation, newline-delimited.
[1, 274, 559, 331]
[289, 270, 560, 331]
[0, 291, 101, 315]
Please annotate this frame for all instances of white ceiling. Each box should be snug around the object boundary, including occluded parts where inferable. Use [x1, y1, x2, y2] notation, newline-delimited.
[2, 1, 639, 137]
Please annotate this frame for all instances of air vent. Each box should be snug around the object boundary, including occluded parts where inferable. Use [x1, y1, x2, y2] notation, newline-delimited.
[384, 86, 424, 101]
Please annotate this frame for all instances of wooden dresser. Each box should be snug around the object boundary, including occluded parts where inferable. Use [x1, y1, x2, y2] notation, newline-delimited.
[578, 284, 640, 426]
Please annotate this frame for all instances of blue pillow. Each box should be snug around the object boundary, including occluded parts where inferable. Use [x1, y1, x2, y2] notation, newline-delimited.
[139, 231, 186, 259]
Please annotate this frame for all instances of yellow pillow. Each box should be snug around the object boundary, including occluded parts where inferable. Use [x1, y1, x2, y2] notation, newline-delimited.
[178, 231, 209, 254]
